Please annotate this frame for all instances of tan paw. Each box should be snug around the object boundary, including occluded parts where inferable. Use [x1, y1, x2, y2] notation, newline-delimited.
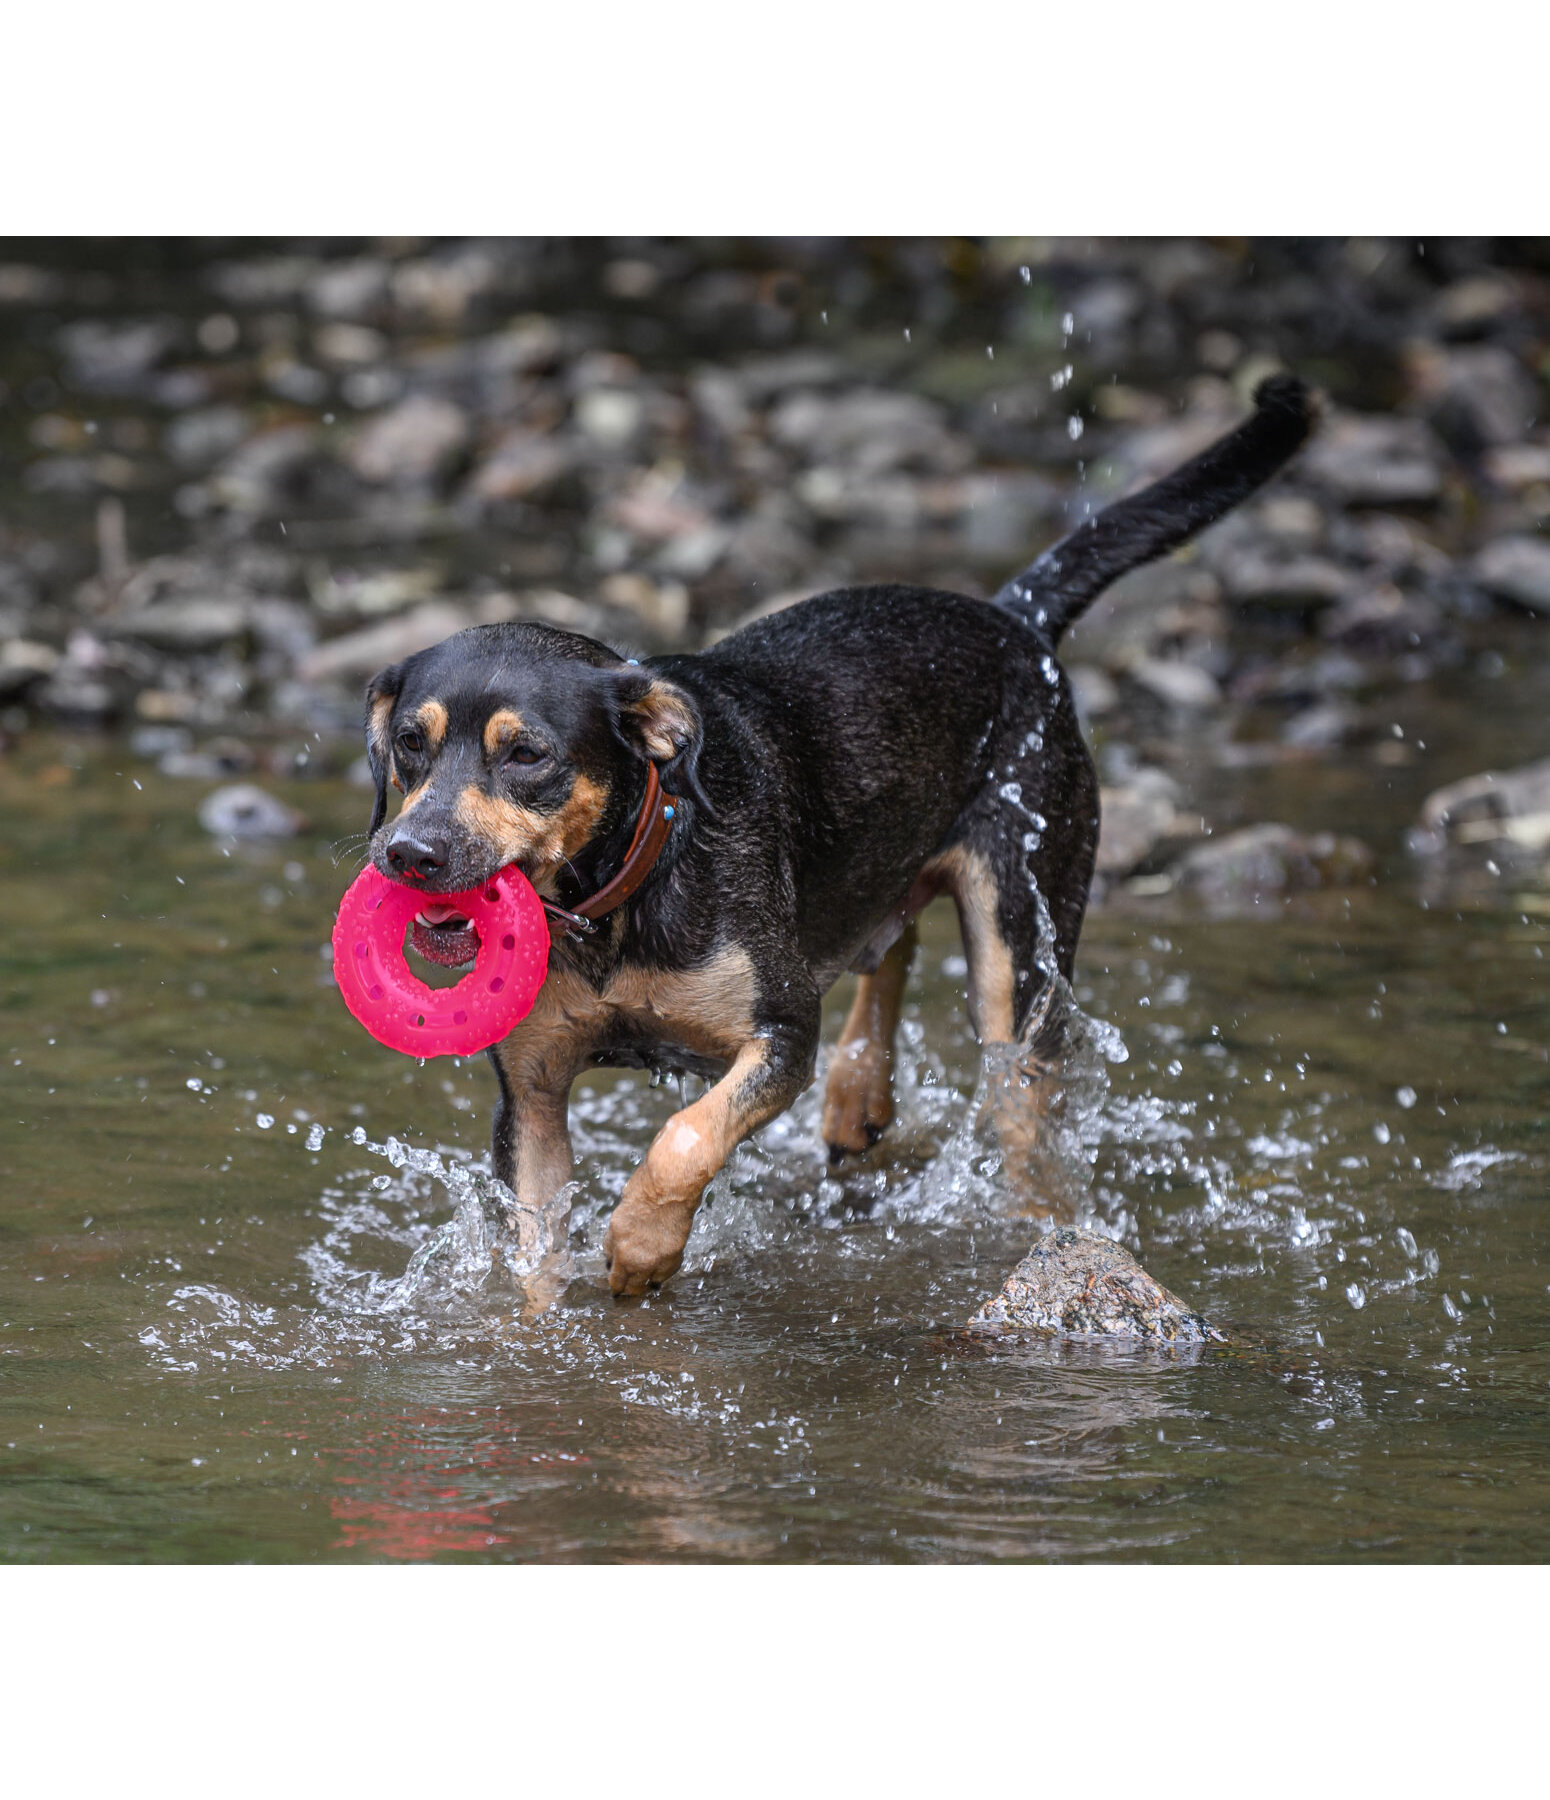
[603, 1197, 695, 1297]
[821, 1042, 894, 1163]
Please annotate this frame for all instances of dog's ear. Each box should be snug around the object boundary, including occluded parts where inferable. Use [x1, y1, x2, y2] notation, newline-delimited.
[607, 668, 713, 817]
[364, 662, 404, 834]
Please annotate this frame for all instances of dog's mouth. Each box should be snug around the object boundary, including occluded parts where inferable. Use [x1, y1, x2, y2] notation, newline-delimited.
[410, 903, 480, 969]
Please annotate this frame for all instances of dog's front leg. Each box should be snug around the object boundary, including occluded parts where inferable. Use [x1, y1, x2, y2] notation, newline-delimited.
[604, 1017, 817, 1297]
[488, 1040, 575, 1210]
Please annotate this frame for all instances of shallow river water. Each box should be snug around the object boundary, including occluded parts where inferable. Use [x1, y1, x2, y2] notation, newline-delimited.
[3, 643, 1549, 1561]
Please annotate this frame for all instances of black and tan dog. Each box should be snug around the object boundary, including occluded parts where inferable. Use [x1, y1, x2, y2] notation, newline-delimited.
[362, 376, 1315, 1295]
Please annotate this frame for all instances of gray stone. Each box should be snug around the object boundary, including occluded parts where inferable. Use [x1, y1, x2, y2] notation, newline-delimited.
[1125, 656, 1222, 710]
[112, 597, 249, 652]
[1097, 768, 1188, 876]
[298, 601, 471, 685]
[467, 428, 574, 503]
[197, 784, 304, 840]
[769, 387, 970, 476]
[210, 424, 323, 513]
[971, 1227, 1220, 1343]
[347, 395, 470, 487]
[1215, 548, 1358, 610]
[1471, 536, 1550, 615]
[1407, 343, 1538, 447]
[1174, 824, 1377, 898]
[164, 406, 250, 470]
[1300, 413, 1445, 506]
[0, 638, 60, 698]
[1410, 757, 1550, 858]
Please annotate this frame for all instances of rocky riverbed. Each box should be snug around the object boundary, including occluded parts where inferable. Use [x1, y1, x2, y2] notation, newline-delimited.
[2, 236, 1548, 899]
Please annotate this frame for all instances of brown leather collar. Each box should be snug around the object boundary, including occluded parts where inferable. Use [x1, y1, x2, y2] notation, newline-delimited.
[543, 761, 679, 941]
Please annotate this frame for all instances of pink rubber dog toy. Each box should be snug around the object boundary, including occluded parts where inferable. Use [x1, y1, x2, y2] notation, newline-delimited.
[332, 864, 549, 1057]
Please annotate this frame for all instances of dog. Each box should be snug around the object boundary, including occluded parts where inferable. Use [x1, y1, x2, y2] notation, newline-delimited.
[362, 375, 1315, 1295]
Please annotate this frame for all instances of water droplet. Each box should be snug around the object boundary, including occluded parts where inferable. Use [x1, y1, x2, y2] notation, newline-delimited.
[1396, 1085, 1417, 1109]
[256, 1113, 274, 1129]
[1345, 1282, 1367, 1310]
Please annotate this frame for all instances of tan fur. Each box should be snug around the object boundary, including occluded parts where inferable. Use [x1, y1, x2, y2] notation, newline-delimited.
[923, 847, 1075, 1220]
[453, 774, 610, 885]
[822, 918, 916, 1156]
[482, 708, 526, 757]
[490, 944, 765, 1293]
[489, 946, 759, 1102]
[627, 679, 697, 761]
[414, 700, 448, 753]
[925, 843, 1016, 1043]
[605, 1039, 785, 1294]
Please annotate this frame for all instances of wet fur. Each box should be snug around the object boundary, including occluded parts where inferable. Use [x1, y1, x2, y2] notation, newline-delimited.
[362, 377, 1316, 1295]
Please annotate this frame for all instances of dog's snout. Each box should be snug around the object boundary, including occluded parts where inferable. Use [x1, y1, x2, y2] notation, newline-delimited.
[385, 832, 448, 882]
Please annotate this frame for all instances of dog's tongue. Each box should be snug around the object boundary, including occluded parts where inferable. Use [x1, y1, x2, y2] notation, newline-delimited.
[410, 906, 480, 969]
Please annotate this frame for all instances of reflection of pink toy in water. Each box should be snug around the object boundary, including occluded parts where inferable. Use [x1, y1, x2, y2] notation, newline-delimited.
[331, 864, 549, 1058]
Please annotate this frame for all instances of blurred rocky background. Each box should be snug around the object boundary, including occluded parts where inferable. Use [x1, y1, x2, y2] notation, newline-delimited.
[2, 236, 1548, 899]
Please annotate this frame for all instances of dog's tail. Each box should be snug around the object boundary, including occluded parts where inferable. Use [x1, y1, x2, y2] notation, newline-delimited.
[993, 374, 1317, 642]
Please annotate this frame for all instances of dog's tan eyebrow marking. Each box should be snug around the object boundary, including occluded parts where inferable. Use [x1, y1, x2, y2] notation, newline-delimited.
[412, 701, 448, 752]
[483, 709, 526, 757]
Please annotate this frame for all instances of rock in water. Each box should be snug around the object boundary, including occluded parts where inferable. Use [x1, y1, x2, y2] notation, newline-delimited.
[196, 783, 304, 840]
[971, 1227, 1221, 1343]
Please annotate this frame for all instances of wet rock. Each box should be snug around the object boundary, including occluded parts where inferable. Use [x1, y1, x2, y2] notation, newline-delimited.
[197, 783, 304, 839]
[971, 1227, 1220, 1343]
[1173, 824, 1377, 898]
[1124, 656, 1222, 711]
[161, 737, 258, 781]
[164, 405, 250, 471]
[1319, 583, 1446, 655]
[307, 563, 444, 621]
[111, 596, 249, 652]
[466, 427, 574, 503]
[1409, 757, 1550, 858]
[1431, 272, 1524, 337]
[1097, 767, 1192, 876]
[1067, 663, 1119, 722]
[1482, 441, 1550, 494]
[770, 387, 970, 476]
[1279, 700, 1368, 750]
[597, 573, 691, 639]
[306, 258, 389, 321]
[1405, 343, 1538, 449]
[1300, 413, 1445, 506]
[1470, 535, 1550, 615]
[347, 395, 470, 487]
[1214, 547, 1357, 611]
[0, 639, 61, 699]
[298, 601, 471, 685]
[56, 318, 176, 393]
[210, 424, 326, 514]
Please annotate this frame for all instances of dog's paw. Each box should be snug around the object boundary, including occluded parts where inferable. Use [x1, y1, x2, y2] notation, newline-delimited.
[603, 1197, 695, 1297]
[821, 1041, 894, 1162]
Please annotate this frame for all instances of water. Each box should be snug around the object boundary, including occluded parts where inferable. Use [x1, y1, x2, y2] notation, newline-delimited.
[3, 678, 1549, 1562]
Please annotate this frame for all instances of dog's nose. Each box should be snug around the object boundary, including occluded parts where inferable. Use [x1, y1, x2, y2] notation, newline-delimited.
[385, 832, 448, 881]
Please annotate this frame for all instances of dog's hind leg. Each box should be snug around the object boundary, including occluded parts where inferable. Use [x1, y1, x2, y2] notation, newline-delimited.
[932, 838, 1090, 1221]
[822, 918, 917, 1163]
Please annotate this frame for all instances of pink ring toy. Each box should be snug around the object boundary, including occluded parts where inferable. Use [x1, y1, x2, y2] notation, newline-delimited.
[332, 864, 550, 1058]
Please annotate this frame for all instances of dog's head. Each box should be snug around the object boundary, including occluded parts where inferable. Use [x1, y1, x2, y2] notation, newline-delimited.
[364, 622, 704, 903]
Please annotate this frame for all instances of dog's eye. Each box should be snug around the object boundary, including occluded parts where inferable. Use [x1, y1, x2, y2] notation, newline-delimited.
[506, 745, 549, 767]
[395, 730, 424, 757]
